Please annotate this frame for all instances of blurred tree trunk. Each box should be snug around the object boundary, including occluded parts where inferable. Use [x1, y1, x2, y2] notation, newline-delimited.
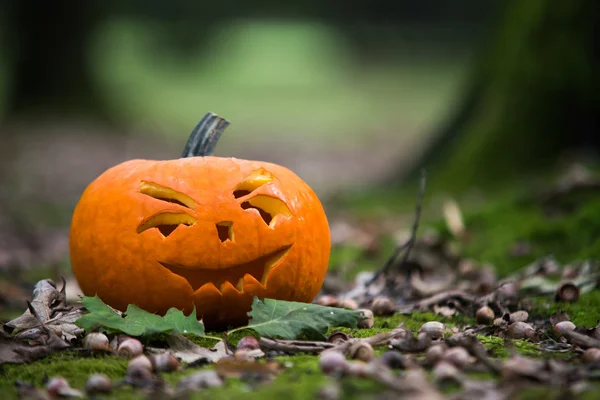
[5, 0, 107, 119]
[404, 0, 600, 192]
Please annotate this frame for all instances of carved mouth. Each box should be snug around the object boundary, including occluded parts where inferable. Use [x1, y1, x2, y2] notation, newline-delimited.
[159, 245, 291, 293]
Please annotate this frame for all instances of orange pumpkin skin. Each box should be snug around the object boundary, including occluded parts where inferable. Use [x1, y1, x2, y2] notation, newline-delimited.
[70, 156, 330, 328]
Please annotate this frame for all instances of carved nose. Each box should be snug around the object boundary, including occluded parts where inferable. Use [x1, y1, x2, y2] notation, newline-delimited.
[215, 221, 234, 243]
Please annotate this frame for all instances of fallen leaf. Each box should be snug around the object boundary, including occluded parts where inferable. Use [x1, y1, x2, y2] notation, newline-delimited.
[4, 280, 67, 333]
[1, 279, 85, 363]
[166, 335, 228, 363]
[241, 297, 361, 341]
[75, 296, 205, 338]
[0, 329, 69, 364]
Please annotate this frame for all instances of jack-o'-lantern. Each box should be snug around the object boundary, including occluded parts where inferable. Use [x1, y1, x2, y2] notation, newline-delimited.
[70, 113, 330, 328]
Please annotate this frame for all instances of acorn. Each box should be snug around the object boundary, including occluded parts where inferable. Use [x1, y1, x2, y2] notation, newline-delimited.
[319, 351, 348, 375]
[46, 376, 84, 398]
[507, 322, 536, 340]
[582, 348, 600, 364]
[442, 347, 474, 369]
[419, 321, 445, 340]
[317, 295, 339, 307]
[237, 336, 260, 351]
[150, 352, 181, 373]
[327, 331, 349, 345]
[349, 342, 374, 362]
[85, 374, 112, 395]
[127, 355, 153, 374]
[117, 338, 144, 358]
[46, 377, 70, 397]
[370, 296, 396, 316]
[476, 306, 495, 325]
[339, 298, 359, 310]
[82, 332, 110, 351]
[357, 309, 374, 329]
[126, 356, 154, 387]
[554, 321, 576, 336]
[508, 310, 529, 324]
[432, 361, 459, 382]
[425, 343, 448, 366]
[555, 282, 580, 303]
[416, 332, 433, 350]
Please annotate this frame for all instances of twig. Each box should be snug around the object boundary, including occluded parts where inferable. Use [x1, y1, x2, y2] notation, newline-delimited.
[366, 169, 427, 287]
[396, 290, 477, 313]
[259, 338, 335, 354]
[362, 327, 410, 346]
[562, 330, 600, 349]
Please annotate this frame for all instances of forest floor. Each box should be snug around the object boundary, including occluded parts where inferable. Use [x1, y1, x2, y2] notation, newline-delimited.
[2, 159, 600, 399]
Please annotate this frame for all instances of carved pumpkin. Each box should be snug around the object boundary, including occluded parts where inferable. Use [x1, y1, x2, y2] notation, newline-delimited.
[70, 114, 330, 328]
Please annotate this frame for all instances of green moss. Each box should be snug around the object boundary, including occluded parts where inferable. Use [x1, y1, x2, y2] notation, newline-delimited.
[529, 290, 600, 327]
[0, 351, 128, 399]
[478, 335, 539, 359]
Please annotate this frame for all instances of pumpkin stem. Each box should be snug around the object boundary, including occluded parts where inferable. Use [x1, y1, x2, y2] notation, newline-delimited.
[181, 112, 230, 157]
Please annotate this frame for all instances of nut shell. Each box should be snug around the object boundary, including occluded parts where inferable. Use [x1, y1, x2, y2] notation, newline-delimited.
[319, 351, 348, 375]
[357, 309, 374, 329]
[349, 342, 374, 362]
[82, 332, 110, 351]
[150, 352, 181, 373]
[370, 296, 396, 316]
[419, 321, 445, 340]
[476, 306, 495, 325]
[117, 338, 144, 358]
[554, 321, 576, 335]
[85, 374, 112, 395]
[507, 322, 536, 340]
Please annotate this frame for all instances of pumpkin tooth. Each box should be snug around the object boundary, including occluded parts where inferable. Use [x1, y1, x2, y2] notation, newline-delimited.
[195, 282, 222, 298]
[220, 281, 241, 294]
[236, 277, 245, 292]
[242, 273, 267, 293]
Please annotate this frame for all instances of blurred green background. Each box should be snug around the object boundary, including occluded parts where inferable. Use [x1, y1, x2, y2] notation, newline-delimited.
[0, 1, 494, 203]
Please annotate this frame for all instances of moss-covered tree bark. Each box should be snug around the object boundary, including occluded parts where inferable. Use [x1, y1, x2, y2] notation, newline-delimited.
[406, 0, 600, 193]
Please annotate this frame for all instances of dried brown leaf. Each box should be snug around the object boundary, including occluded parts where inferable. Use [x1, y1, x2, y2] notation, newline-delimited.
[165, 335, 228, 364]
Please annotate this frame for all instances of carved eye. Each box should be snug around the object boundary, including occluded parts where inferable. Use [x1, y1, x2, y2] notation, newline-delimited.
[138, 181, 197, 237]
[140, 181, 196, 209]
[241, 196, 291, 227]
[233, 168, 275, 199]
[137, 212, 197, 237]
[234, 169, 292, 227]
